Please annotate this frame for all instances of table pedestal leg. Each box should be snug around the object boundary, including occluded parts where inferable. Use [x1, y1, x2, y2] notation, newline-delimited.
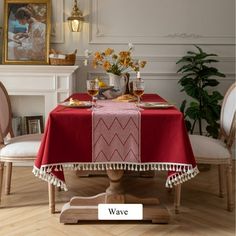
[60, 170, 170, 224]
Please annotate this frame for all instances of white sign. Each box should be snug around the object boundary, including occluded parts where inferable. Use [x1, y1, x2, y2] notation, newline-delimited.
[98, 204, 143, 220]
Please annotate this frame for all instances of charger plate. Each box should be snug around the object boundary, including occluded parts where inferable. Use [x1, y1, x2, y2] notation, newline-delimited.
[138, 102, 174, 109]
[60, 101, 92, 108]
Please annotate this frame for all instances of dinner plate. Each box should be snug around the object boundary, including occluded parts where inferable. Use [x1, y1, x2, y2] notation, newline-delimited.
[138, 102, 175, 109]
[60, 101, 92, 108]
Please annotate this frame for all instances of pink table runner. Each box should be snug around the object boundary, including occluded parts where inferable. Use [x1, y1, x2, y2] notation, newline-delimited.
[33, 94, 198, 191]
[93, 100, 140, 163]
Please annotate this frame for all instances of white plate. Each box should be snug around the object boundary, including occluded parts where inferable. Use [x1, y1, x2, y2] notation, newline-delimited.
[60, 101, 92, 108]
[138, 102, 175, 109]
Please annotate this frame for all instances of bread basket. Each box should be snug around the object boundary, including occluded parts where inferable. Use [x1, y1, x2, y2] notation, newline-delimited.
[49, 49, 77, 66]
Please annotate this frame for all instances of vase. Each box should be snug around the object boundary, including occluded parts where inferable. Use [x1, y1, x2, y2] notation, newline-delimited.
[108, 73, 126, 97]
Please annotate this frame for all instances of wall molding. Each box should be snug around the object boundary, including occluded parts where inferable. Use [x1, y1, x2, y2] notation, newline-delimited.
[77, 55, 235, 79]
[87, 71, 235, 80]
[76, 55, 236, 63]
[89, 0, 235, 45]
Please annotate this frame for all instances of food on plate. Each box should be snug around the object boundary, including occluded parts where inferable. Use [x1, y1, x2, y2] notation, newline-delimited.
[69, 98, 82, 106]
[114, 94, 137, 102]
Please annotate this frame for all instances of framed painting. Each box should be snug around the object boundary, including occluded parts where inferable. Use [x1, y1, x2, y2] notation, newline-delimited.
[25, 115, 44, 134]
[3, 0, 51, 64]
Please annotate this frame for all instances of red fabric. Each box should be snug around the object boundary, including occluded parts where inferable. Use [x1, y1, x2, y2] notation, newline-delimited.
[141, 94, 195, 167]
[35, 93, 196, 183]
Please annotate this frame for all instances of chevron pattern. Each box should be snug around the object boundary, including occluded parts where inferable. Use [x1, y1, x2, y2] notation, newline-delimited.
[93, 101, 140, 163]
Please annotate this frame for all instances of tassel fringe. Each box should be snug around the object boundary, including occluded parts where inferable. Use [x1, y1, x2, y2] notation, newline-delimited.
[32, 162, 199, 191]
[165, 166, 199, 188]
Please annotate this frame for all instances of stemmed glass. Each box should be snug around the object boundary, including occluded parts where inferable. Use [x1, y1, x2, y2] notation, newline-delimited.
[87, 80, 99, 110]
[133, 79, 145, 108]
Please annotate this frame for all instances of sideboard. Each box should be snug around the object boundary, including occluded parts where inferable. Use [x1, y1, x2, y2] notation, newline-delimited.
[0, 65, 79, 120]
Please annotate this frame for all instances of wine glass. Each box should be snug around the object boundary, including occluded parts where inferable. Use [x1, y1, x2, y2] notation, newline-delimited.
[87, 80, 99, 110]
[133, 79, 145, 107]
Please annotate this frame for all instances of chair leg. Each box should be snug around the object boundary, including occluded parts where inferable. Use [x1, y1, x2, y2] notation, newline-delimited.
[174, 184, 181, 214]
[5, 162, 12, 195]
[218, 164, 225, 198]
[0, 162, 4, 204]
[48, 183, 55, 214]
[226, 164, 233, 211]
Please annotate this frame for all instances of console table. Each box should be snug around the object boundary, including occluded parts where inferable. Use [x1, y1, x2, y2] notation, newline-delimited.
[0, 65, 79, 120]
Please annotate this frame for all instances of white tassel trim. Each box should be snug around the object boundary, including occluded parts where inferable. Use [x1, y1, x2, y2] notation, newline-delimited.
[165, 166, 199, 188]
[32, 166, 68, 191]
[32, 162, 199, 191]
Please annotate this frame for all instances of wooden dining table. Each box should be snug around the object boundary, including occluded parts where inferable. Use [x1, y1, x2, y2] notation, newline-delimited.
[33, 93, 198, 224]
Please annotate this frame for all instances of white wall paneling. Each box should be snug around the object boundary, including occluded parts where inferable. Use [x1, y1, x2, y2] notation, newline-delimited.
[51, 0, 65, 43]
[89, 0, 235, 45]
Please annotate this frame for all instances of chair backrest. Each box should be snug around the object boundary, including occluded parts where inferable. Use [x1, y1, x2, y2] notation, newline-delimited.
[220, 82, 236, 147]
[0, 82, 13, 139]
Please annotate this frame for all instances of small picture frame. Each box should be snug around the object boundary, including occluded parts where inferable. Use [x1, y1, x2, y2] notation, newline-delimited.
[25, 115, 44, 134]
[3, 0, 51, 64]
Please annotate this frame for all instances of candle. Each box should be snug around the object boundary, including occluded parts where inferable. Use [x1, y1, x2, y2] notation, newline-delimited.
[137, 71, 141, 79]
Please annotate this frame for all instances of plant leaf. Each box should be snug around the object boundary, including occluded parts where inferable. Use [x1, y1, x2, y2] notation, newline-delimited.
[186, 106, 200, 120]
[211, 91, 224, 101]
[203, 79, 219, 87]
[185, 119, 192, 132]
[194, 45, 203, 54]
[180, 100, 187, 113]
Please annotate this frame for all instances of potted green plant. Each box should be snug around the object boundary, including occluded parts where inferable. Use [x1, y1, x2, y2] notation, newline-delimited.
[177, 45, 225, 138]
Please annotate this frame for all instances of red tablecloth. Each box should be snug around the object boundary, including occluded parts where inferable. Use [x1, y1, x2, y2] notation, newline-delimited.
[33, 94, 198, 190]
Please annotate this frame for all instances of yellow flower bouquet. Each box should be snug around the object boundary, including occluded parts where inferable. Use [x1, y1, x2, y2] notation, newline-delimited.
[85, 44, 147, 76]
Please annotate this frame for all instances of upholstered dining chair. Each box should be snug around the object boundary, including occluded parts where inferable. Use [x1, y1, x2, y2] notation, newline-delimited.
[0, 81, 54, 210]
[175, 82, 236, 213]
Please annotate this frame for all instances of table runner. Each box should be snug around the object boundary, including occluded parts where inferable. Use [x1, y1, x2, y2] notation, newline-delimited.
[93, 100, 140, 163]
[33, 94, 198, 191]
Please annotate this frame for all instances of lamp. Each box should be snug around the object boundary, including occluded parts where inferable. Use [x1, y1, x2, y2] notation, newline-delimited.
[67, 0, 84, 32]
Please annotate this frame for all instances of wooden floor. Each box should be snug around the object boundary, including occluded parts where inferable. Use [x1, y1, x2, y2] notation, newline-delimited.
[0, 164, 235, 236]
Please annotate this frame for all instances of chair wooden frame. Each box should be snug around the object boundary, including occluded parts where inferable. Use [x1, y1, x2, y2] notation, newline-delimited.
[0, 81, 54, 213]
[175, 83, 235, 213]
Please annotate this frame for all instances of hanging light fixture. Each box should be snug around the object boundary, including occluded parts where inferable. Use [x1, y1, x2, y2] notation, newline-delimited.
[67, 0, 84, 32]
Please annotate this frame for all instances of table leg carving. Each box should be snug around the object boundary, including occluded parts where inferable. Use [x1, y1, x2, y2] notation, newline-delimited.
[60, 170, 170, 224]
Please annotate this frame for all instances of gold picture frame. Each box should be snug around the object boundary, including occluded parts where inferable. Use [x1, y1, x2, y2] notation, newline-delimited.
[3, 0, 51, 64]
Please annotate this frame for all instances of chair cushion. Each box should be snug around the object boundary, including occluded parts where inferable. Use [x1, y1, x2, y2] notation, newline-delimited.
[0, 134, 42, 158]
[189, 134, 231, 159]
